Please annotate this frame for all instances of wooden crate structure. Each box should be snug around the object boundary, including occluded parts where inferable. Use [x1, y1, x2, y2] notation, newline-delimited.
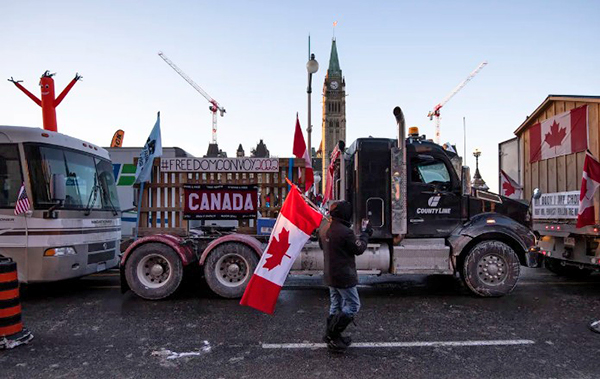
[135, 158, 306, 236]
[514, 95, 600, 222]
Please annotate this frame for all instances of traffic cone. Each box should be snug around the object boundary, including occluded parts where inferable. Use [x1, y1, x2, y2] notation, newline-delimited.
[0, 257, 33, 349]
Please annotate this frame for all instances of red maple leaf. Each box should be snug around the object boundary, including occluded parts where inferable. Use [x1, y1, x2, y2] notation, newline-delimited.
[502, 180, 515, 197]
[544, 121, 567, 148]
[263, 228, 291, 271]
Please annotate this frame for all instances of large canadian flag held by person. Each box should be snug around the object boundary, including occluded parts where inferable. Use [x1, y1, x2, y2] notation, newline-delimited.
[240, 185, 322, 314]
[577, 151, 600, 228]
[500, 170, 522, 199]
[529, 105, 588, 162]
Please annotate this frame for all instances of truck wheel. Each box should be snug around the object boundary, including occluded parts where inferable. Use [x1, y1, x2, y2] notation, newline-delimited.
[462, 240, 520, 297]
[124, 243, 183, 300]
[203, 242, 258, 299]
[545, 257, 593, 278]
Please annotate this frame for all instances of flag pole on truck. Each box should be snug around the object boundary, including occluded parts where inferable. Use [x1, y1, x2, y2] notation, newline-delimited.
[134, 112, 163, 240]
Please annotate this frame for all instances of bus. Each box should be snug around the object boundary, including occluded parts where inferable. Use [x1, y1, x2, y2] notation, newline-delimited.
[0, 125, 121, 282]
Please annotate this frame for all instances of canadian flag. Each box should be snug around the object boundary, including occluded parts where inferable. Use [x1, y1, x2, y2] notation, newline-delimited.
[577, 151, 600, 228]
[500, 170, 522, 199]
[293, 115, 314, 192]
[323, 144, 342, 204]
[240, 185, 322, 314]
[529, 105, 588, 162]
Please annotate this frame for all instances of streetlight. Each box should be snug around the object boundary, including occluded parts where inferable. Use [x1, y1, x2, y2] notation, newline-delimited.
[306, 53, 319, 157]
[472, 148, 489, 191]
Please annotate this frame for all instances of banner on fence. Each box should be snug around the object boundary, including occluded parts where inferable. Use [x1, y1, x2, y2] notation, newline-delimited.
[183, 184, 258, 220]
[161, 158, 279, 173]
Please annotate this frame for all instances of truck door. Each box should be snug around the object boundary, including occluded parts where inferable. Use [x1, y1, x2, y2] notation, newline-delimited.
[407, 153, 462, 237]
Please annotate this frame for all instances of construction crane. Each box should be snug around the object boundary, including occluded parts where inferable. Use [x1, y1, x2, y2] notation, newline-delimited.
[158, 51, 226, 144]
[428, 61, 488, 144]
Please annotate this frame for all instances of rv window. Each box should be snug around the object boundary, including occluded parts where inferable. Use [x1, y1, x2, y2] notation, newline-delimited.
[0, 144, 23, 208]
[25, 144, 119, 211]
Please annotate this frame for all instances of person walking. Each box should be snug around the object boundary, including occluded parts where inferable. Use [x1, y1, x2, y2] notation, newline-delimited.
[319, 200, 372, 352]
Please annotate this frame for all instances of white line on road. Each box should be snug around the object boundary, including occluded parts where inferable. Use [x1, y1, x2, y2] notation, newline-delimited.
[262, 339, 535, 349]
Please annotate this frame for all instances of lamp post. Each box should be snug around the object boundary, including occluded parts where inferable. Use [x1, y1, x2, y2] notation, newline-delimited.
[472, 148, 489, 191]
[306, 53, 319, 157]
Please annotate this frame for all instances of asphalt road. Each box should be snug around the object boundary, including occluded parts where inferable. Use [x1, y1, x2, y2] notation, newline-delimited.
[2, 268, 600, 379]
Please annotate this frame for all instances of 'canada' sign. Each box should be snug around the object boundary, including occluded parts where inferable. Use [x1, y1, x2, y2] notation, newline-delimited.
[183, 184, 258, 220]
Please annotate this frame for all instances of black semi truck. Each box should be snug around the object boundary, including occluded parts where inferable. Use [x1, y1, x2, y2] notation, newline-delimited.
[122, 107, 541, 299]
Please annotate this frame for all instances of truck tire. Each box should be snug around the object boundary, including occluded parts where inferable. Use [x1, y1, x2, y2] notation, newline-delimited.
[462, 240, 520, 297]
[545, 257, 593, 278]
[203, 242, 258, 299]
[124, 243, 183, 300]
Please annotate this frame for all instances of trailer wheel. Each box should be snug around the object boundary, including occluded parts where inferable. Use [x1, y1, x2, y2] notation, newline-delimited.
[462, 240, 520, 297]
[204, 242, 258, 299]
[125, 243, 183, 300]
[545, 257, 593, 278]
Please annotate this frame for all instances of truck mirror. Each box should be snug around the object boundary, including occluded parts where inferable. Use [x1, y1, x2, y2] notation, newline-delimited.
[461, 166, 471, 196]
[532, 188, 542, 200]
[51, 173, 66, 202]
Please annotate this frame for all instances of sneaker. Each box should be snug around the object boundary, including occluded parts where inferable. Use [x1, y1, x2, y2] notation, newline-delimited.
[590, 320, 600, 334]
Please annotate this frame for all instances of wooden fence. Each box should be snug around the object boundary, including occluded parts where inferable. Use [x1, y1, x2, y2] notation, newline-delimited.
[135, 158, 306, 236]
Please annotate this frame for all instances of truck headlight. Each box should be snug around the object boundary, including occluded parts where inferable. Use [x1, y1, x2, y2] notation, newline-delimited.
[44, 247, 77, 256]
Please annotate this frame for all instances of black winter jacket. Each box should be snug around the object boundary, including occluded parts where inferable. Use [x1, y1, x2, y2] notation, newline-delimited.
[319, 201, 369, 288]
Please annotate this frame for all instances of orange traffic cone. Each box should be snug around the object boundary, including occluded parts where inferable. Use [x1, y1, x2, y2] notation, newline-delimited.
[0, 257, 33, 349]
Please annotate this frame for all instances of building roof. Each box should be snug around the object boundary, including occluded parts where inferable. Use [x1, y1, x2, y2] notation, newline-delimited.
[514, 95, 600, 135]
[327, 39, 342, 77]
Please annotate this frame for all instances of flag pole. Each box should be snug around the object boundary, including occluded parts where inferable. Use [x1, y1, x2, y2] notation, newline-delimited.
[285, 178, 329, 220]
[134, 181, 144, 240]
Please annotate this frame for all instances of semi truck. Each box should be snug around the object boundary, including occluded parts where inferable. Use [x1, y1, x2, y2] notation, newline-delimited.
[0, 125, 121, 282]
[121, 106, 541, 300]
[500, 95, 600, 277]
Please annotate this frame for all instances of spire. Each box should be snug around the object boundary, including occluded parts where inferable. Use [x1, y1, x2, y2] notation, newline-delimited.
[328, 39, 342, 77]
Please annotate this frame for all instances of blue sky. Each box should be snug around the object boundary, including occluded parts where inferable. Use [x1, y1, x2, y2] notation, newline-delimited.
[1, 0, 599, 191]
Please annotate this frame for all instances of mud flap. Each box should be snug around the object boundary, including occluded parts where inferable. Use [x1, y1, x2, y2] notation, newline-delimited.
[526, 246, 543, 268]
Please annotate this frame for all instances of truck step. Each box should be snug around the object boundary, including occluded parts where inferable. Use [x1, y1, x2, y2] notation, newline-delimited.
[393, 238, 452, 274]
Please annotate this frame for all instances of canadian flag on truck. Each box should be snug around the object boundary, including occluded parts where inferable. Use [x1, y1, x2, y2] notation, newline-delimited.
[577, 151, 600, 228]
[240, 185, 322, 314]
[529, 105, 588, 162]
[500, 170, 522, 199]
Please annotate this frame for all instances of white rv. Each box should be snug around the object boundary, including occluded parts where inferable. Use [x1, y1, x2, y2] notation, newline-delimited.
[0, 126, 121, 282]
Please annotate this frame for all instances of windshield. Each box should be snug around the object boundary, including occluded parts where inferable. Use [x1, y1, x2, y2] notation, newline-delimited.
[25, 144, 120, 211]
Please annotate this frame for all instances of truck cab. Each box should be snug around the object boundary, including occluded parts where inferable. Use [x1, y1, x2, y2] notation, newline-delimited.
[328, 113, 541, 297]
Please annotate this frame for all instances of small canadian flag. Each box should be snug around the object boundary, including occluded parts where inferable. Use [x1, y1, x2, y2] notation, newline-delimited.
[529, 105, 588, 162]
[577, 151, 600, 228]
[500, 170, 522, 199]
[240, 185, 322, 314]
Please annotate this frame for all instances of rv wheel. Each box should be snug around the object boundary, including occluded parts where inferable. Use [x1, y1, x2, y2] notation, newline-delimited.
[462, 240, 520, 297]
[204, 242, 258, 299]
[125, 243, 183, 300]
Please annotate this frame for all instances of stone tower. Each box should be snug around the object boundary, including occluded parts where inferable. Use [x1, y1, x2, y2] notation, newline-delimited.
[321, 38, 346, 192]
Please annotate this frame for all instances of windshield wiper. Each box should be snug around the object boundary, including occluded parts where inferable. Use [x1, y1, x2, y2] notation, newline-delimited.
[98, 181, 119, 216]
[84, 176, 99, 216]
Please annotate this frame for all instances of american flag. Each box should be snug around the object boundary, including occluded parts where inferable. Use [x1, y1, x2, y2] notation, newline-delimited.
[14, 183, 30, 215]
